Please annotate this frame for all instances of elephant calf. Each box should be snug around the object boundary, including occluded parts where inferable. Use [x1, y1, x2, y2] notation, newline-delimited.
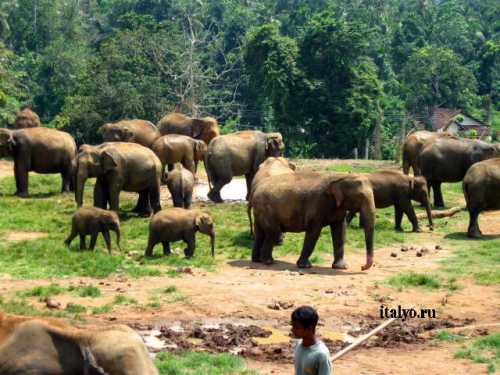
[347, 170, 433, 232]
[65, 207, 121, 254]
[166, 165, 195, 209]
[463, 158, 500, 238]
[145, 208, 215, 258]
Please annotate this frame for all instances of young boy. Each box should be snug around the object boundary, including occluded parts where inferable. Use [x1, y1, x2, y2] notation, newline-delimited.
[291, 305, 332, 375]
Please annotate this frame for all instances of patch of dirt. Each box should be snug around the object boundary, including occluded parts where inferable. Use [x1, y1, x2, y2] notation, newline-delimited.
[475, 210, 500, 236]
[0, 160, 13, 178]
[4, 231, 48, 241]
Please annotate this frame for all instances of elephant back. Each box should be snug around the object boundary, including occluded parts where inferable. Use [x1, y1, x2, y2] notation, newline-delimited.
[157, 113, 193, 136]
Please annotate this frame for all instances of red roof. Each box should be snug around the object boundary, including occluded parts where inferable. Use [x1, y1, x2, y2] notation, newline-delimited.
[430, 108, 461, 130]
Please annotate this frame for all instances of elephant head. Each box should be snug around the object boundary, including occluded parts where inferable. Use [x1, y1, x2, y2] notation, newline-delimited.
[75, 145, 120, 207]
[411, 176, 433, 230]
[265, 132, 285, 157]
[327, 174, 375, 271]
[14, 108, 41, 129]
[0, 129, 16, 157]
[193, 213, 215, 258]
[470, 141, 500, 164]
[100, 122, 134, 143]
[192, 117, 220, 145]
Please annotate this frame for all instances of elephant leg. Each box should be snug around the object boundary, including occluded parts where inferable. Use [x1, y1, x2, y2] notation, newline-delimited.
[93, 180, 108, 209]
[172, 193, 182, 208]
[297, 226, 322, 269]
[148, 185, 161, 214]
[61, 169, 72, 193]
[162, 241, 171, 256]
[64, 228, 77, 248]
[331, 221, 347, 269]
[184, 159, 195, 175]
[260, 231, 279, 265]
[89, 232, 98, 251]
[184, 191, 192, 209]
[252, 223, 264, 262]
[167, 164, 174, 172]
[467, 208, 482, 238]
[145, 235, 157, 257]
[244, 173, 254, 201]
[401, 200, 420, 232]
[432, 181, 445, 208]
[102, 230, 112, 254]
[394, 204, 404, 231]
[184, 235, 196, 258]
[208, 176, 230, 203]
[79, 235, 86, 250]
[108, 185, 121, 212]
[14, 160, 29, 197]
[346, 210, 357, 226]
[134, 190, 151, 216]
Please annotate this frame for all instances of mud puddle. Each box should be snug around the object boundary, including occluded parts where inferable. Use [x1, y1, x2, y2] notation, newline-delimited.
[133, 316, 478, 363]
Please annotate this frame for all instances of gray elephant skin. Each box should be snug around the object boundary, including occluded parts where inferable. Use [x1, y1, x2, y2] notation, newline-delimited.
[65, 207, 121, 253]
[75, 142, 162, 215]
[145, 208, 215, 258]
[157, 113, 220, 145]
[402, 130, 454, 175]
[205, 130, 284, 203]
[246, 157, 296, 237]
[250, 172, 376, 270]
[151, 134, 207, 176]
[100, 119, 160, 148]
[463, 158, 500, 238]
[347, 170, 433, 232]
[166, 165, 195, 209]
[0, 127, 77, 197]
[420, 137, 500, 207]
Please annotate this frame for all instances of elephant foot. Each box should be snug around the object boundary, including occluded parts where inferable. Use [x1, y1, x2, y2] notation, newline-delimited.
[467, 230, 482, 239]
[412, 227, 422, 233]
[251, 254, 262, 263]
[15, 191, 29, 198]
[332, 260, 348, 270]
[262, 258, 274, 265]
[208, 190, 223, 203]
[297, 258, 312, 269]
[434, 203, 445, 209]
[275, 234, 284, 246]
[395, 226, 404, 232]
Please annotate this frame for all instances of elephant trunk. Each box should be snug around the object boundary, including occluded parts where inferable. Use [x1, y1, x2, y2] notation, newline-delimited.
[423, 196, 434, 230]
[210, 232, 215, 257]
[115, 228, 122, 252]
[75, 168, 88, 207]
[359, 201, 375, 271]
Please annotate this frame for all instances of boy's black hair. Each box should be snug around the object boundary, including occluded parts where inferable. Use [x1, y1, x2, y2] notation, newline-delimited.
[291, 305, 319, 329]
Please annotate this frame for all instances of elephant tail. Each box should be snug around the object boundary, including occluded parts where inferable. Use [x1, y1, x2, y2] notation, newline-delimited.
[463, 181, 470, 210]
[205, 152, 213, 191]
[402, 145, 411, 175]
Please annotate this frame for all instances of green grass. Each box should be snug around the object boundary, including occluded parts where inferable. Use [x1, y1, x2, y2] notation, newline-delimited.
[17, 283, 66, 300]
[435, 330, 466, 342]
[386, 272, 461, 291]
[113, 294, 138, 305]
[455, 334, 500, 374]
[69, 284, 102, 298]
[0, 296, 84, 321]
[163, 286, 178, 294]
[155, 352, 257, 375]
[65, 303, 87, 314]
[91, 304, 113, 314]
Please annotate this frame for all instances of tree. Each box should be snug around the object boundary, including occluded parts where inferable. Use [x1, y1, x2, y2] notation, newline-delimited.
[402, 45, 478, 115]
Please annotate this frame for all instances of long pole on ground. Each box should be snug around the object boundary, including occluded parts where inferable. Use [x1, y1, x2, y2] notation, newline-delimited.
[331, 317, 398, 362]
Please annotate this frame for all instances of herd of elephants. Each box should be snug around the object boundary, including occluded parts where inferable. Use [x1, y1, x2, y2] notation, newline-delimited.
[0, 108, 499, 373]
[1, 108, 500, 269]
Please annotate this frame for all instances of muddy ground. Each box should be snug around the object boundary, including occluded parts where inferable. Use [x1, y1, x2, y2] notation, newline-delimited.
[0, 159, 498, 374]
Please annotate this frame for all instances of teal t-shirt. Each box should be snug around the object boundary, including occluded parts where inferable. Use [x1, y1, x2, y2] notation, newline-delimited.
[294, 339, 332, 375]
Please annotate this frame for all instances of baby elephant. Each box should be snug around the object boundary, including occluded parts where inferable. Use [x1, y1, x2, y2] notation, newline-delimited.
[65, 207, 121, 254]
[166, 165, 195, 208]
[145, 208, 215, 258]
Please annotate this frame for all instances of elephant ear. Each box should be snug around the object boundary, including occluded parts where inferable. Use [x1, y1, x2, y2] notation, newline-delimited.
[327, 180, 344, 208]
[122, 127, 134, 141]
[288, 161, 297, 171]
[0, 131, 15, 149]
[101, 150, 118, 172]
[192, 119, 204, 138]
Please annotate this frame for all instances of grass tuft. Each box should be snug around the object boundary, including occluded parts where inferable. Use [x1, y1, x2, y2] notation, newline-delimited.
[455, 334, 500, 374]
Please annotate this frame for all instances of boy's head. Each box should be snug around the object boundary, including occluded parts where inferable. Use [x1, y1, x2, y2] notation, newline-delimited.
[291, 305, 319, 339]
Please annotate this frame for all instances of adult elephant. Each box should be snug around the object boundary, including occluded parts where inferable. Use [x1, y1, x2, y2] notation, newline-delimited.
[420, 138, 500, 207]
[157, 112, 220, 145]
[205, 130, 284, 203]
[463, 158, 500, 238]
[247, 157, 296, 237]
[14, 108, 41, 129]
[100, 119, 160, 148]
[251, 172, 376, 270]
[402, 131, 454, 175]
[75, 142, 162, 215]
[0, 313, 159, 374]
[347, 170, 433, 232]
[0, 128, 76, 196]
[151, 134, 207, 176]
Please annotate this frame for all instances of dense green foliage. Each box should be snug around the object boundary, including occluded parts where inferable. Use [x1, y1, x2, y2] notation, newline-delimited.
[0, 0, 498, 155]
